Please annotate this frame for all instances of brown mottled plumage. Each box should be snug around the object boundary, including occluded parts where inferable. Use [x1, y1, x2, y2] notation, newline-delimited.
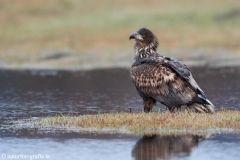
[129, 28, 214, 113]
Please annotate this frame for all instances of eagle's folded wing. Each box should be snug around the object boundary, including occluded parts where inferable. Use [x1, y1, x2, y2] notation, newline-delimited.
[130, 58, 197, 107]
[162, 56, 206, 99]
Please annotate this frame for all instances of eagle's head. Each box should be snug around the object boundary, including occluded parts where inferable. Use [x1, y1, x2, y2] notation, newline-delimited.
[129, 28, 159, 51]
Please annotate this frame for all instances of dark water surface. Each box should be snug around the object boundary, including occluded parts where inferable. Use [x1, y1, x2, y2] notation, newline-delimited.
[1, 67, 240, 160]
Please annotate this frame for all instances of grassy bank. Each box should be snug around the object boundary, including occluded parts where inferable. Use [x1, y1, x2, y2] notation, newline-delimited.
[1, 0, 240, 69]
[29, 110, 240, 135]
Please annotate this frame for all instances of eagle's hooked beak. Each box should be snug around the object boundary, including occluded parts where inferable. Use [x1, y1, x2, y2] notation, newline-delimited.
[129, 32, 143, 40]
[129, 32, 137, 40]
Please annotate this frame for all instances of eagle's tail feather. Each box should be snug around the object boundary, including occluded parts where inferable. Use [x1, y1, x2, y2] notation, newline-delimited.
[205, 99, 215, 113]
[188, 99, 215, 113]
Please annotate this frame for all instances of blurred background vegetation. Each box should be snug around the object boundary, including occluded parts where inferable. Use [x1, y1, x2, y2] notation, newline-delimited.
[0, 0, 240, 69]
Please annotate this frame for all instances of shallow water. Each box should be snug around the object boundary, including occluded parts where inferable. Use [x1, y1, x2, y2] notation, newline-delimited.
[1, 67, 240, 160]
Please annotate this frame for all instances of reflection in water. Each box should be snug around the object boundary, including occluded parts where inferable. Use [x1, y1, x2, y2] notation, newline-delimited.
[132, 134, 204, 160]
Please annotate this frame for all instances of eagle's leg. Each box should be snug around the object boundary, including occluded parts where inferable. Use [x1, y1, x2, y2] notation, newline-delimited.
[143, 97, 156, 112]
[169, 107, 175, 113]
[186, 107, 191, 113]
[176, 106, 182, 112]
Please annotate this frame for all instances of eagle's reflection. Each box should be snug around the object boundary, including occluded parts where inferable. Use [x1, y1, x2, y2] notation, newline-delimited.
[132, 134, 205, 160]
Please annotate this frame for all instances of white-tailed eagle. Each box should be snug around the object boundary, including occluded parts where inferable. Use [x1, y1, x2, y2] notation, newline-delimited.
[129, 28, 214, 113]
